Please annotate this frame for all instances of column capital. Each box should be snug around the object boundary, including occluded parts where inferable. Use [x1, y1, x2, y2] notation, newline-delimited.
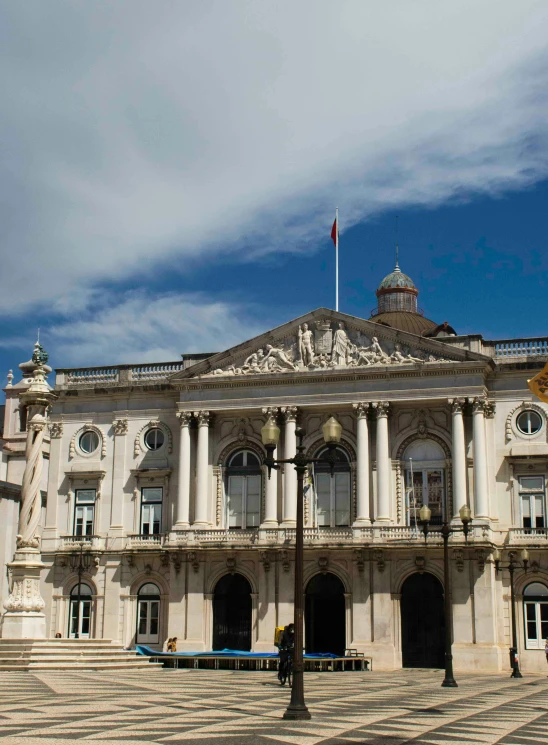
[281, 406, 298, 423]
[353, 402, 370, 419]
[262, 406, 279, 420]
[448, 398, 466, 414]
[471, 397, 495, 416]
[193, 410, 211, 426]
[177, 411, 192, 427]
[113, 418, 128, 436]
[372, 401, 390, 418]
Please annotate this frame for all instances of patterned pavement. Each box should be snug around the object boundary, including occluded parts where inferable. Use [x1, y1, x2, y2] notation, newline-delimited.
[1, 667, 548, 744]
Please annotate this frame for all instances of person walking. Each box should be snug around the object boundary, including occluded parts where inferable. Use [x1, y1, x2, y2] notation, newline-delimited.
[544, 637, 548, 665]
[278, 624, 295, 684]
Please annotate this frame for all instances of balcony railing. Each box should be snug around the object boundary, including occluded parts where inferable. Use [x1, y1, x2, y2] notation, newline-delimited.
[58, 535, 104, 550]
[493, 338, 548, 359]
[508, 528, 548, 544]
[126, 533, 165, 548]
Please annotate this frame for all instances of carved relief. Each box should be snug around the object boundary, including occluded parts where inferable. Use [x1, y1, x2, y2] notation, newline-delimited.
[49, 422, 63, 438]
[113, 418, 128, 436]
[3, 577, 45, 613]
[202, 321, 453, 377]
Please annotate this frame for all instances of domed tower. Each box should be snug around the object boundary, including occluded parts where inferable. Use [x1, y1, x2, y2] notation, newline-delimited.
[370, 259, 441, 335]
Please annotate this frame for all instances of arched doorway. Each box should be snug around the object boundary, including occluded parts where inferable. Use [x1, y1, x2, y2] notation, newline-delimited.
[401, 572, 445, 668]
[68, 583, 93, 639]
[136, 583, 161, 645]
[212, 573, 252, 651]
[305, 572, 346, 656]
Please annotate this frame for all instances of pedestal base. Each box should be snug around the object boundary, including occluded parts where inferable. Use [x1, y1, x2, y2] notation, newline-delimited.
[1, 611, 46, 639]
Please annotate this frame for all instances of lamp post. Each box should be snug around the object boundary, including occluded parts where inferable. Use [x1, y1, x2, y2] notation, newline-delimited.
[68, 543, 93, 639]
[419, 503, 472, 687]
[261, 414, 343, 721]
[494, 548, 529, 678]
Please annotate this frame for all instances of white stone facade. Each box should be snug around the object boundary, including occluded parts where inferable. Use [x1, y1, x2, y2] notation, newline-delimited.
[2, 307, 548, 672]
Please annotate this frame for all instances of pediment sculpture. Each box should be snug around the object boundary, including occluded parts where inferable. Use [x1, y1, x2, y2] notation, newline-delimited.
[203, 319, 451, 377]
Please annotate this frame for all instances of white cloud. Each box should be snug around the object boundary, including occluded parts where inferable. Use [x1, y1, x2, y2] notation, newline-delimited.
[0, 0, 547, 313]
[43, 291, 267, 367]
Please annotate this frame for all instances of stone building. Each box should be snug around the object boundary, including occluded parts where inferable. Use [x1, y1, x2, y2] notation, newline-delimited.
[2, 262, 548, 672]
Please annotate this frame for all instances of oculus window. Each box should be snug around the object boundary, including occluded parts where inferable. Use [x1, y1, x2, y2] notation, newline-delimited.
[79, 430, 99, 454]
[144, 428, 164, 451]
[517, 410, 542, 436]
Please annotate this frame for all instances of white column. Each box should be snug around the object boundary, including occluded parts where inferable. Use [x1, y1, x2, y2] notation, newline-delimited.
[353, 402, 370, 526]
[193, 410, 210, 527]
[281, 406, 298, 526]
[472, 398, 489, 519]
[175, 412, 191, 528]
[261, 407, 278, 527]
[450, 398, 467, 519]
[373, 402, 390, 522]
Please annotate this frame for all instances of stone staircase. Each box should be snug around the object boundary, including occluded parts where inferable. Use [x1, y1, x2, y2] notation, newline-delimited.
[0, 638, 163, 671]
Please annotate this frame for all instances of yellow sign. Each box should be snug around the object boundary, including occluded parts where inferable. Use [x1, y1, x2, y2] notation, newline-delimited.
[528, 361, 548, 403]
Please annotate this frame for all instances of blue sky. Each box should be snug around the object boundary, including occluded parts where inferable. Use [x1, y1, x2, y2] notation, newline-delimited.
[1, 1, 548, 394]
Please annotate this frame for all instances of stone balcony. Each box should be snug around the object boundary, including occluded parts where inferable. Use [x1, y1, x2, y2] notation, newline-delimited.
[50, 524, 527, 553]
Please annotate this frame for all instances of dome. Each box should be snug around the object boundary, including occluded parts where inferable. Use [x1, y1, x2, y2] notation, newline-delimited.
[369, 311, 438, 335]
[378, 265, 417, 291]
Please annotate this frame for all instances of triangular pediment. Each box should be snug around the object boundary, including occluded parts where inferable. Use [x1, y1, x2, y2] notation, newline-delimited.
[170, 308, 492, 381]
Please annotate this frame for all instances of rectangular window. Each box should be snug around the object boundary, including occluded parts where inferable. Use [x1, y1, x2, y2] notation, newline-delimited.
[315, 472, 351, 527]
[74, 490, 96, 536]
[227, 475, 261, 528]
[519, 476, 545, 532]
[406, 470, 445, 526]
[141, 487, 163, 535]
[525, 601, 548, 649]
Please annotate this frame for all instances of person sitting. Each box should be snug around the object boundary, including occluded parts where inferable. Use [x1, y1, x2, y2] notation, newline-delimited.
[167, 637, 177, 653]
[163, 637, 172, 652]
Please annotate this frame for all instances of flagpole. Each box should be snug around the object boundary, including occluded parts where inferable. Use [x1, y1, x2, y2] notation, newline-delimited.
[335, 207, 339, 312]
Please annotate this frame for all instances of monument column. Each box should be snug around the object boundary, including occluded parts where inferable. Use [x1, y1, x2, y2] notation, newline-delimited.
[281, 406, 298, 526]
[373, 402, 391, 523]
[353, 402, 371, 525]
[472, 398, 489, 519]
[193, 411, 211, 528]
[1, 342, 56, 638]
[261, 408, 279, 527]
[174, 412, 192, 529]
[449, 398, 467, 519]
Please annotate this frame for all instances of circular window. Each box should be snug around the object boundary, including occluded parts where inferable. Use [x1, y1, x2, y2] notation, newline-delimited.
[144, 428, 164, 451]
[79, 430, 99, 454]
[517, 410, 542, 436]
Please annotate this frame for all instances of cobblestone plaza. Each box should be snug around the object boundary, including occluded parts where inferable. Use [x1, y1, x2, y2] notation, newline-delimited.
[1, 669, 548, 744]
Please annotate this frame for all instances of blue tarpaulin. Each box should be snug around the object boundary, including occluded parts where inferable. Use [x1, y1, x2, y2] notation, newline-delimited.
[135, 645, 339, 659]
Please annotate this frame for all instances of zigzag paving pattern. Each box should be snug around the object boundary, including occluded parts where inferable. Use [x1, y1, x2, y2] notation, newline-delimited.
[1, 668, 548, 744]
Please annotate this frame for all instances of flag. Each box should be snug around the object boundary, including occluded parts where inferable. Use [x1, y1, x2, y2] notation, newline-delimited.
[528, 361, 548, 403]
[331, 217, 337, 246]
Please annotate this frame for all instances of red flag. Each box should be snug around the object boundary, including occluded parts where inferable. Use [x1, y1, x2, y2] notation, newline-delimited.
[331, 218, 337, 246]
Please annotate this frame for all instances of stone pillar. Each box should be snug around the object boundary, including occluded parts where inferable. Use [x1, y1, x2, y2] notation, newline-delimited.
[1, 342, 56, 639]
[110, 418, 128, 531]
[193, 411, 210, 528]
[281, 406, 297, 526]
[174, 412, 192, 529]
[472, 398, 489, 519]
[353, 402, 370, 526]
[261, 408, 278, 527]
[450, 398, 467, 519]
[373, 402, 390, 522]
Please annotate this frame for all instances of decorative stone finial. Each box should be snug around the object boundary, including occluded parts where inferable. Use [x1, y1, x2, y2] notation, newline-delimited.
[6, 370, 13, 387]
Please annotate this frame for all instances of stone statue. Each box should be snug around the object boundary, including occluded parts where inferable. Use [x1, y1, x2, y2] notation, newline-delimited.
[243, 349, 265, 373]
[332, 323, 351, 366]
[260, 344, 297, 371]
[370, 337, 390, 363]
[298, 323, 315, 367]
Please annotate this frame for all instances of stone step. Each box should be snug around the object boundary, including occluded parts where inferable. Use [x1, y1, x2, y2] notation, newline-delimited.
[0, 662, 163, 671]
[0, 650, 145, 659]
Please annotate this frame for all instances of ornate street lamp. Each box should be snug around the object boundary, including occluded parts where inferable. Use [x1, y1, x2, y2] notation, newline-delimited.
[261, 414, 342, 721]
[494, 548, 529, 678]
[419, 503, 472, 687]
[68, 543, 93, 639]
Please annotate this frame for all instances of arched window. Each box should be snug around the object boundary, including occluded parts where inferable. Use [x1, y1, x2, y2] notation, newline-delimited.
[226, 450, 262, 528]
[524, 582, 548, 649]
[314, 446, 351, 527]
[404, 439, 447, 526]
[69, 583, 93, 639]
[137, 583, 161, 645]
